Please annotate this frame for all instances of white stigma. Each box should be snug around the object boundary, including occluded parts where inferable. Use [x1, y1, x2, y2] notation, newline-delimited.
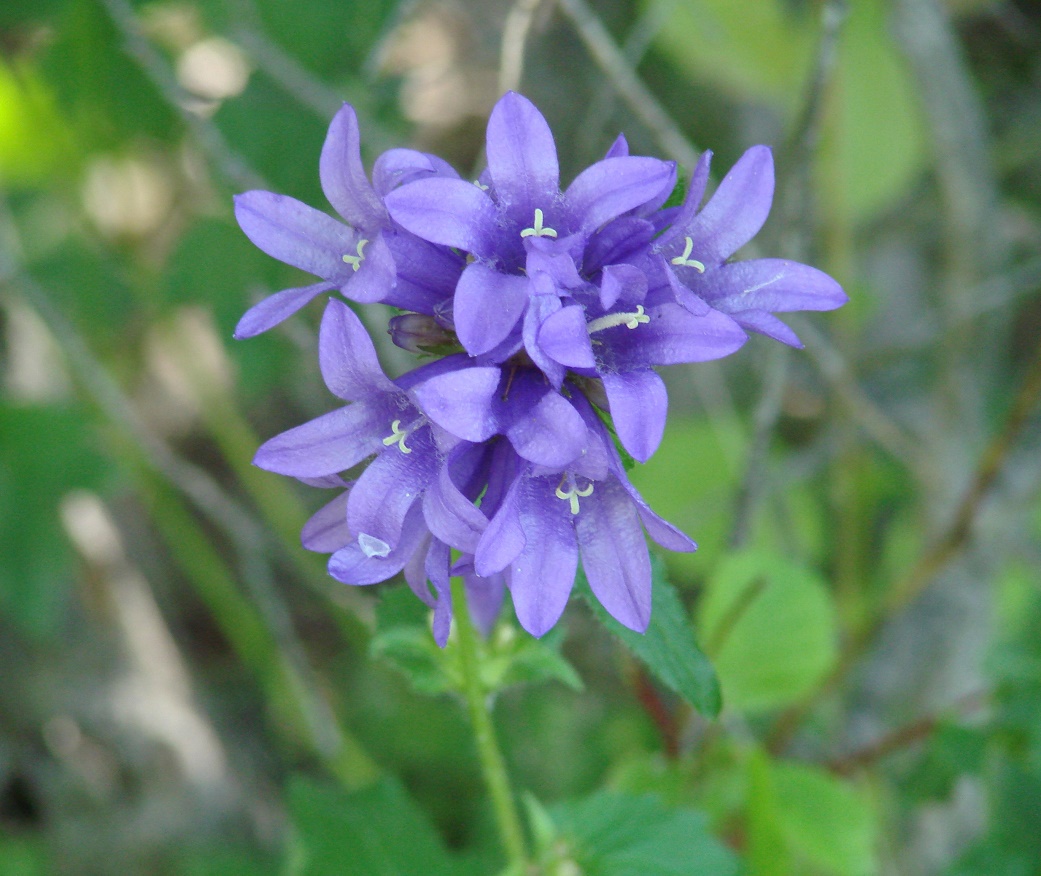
[342, 238, 369, 272]
[358, 533, 391, 558]
[381, 419, 412, 454]
[555, 479, 594, 515]
[670, 236, 705, 272]
[520, 208, 558, 239]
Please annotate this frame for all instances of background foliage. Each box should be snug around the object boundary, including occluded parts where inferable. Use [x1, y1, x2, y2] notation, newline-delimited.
[1, 0, 1040, 873]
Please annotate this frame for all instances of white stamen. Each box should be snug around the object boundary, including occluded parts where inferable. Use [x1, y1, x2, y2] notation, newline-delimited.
[555, 479, 595, 515]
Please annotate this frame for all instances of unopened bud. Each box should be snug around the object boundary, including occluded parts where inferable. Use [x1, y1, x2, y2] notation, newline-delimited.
[388, 313, 457, 355]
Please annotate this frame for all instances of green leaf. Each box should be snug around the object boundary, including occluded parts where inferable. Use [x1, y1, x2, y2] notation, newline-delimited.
[699, 550, 837, 713]
[770, 761, 877, 876]
[580, 556, 722, 717]
[549, 791, 739, 876]
[286, 775, 455, 876]
[371, 585, 583, 696]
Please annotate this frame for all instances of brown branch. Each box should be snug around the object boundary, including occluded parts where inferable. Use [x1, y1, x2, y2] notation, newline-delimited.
[768, 338, 1041, 755]
[827, 689, 988, 776]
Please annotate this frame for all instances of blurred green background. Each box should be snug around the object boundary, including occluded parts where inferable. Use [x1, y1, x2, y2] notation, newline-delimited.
[1, 0, 1040, 873]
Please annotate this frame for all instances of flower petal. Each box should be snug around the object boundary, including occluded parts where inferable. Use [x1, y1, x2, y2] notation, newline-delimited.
[410, 366, 502, 441]
[301, 488, 351, 552]
[253, 403, 385, 477]
[340, 232, 397, 303]
[523, 289, 566, 389]
[537, 305, 596, 369]
[502, 373, 587, 468]
[328, 503, 428, 585]
[655, 149, 712, 249]
[372, 148, 458, 196]
[475, 473, 526, 577]
[347, 428, 439, 549]
[385, 178, 500, 259]
[565, 156, 676, 233]
[454, 263, 529, 355]
[234, 282, 334, 339]
[702, 259, 847, 313]
[601, 368, 667, 463]
[727, 309, 804, 347]
[614, 303, 747, 367]
[423, 462, 488, 553]
[235, 191, 357, 283]
[507, 476, 578, 637]
[319, 299, 396, 400]
[670, 145, 774, 266]
[486, 91, 560, 223]
[575, 477, 652, 632]
[319, 103, 387, 228]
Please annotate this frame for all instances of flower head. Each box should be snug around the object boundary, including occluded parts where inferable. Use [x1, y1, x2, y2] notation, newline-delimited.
[235, 92, 846, 643]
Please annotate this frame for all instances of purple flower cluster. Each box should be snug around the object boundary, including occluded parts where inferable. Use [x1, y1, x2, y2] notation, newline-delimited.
[235, 92, 845, 643]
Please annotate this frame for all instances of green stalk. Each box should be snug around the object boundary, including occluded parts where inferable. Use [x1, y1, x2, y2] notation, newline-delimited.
[450, 577, 529, 871]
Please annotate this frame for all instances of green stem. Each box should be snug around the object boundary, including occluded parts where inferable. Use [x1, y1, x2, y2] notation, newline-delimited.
[450, 577, 529, 871]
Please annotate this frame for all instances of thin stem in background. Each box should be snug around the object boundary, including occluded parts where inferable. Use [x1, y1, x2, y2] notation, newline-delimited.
[450, 577, 530, 871]
[575, 0, 678, 158]
[767, 337, 1041, 754]
[499, 0, 544, 95]
[101, 0, 266, 193]
[553, 0, 700, 170]
[728, 0, 848, 551]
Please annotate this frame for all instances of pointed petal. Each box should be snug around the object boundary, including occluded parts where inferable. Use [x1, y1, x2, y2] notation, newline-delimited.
[537, 305, 595, 369]
[672, 145, 774, 266]
[426, 539, 453, 647]
[301, 489, 351, 552]
[372, 148, 458, 196]
[507, 477, 578, 637]
[253, 404, 385, 477]
[663, 259, 711, 316]
[604, 133, 629, 159]
[404, 530, 437, 606]
[385, 178, 499, 258]
[584, 217, 656, 273]
[656, 149, 712, 248]
[728, 309, 804, 347]
[319, 299, 396, 400]
[475, 474, 526, 577]
[234, 282, 334, 339]
[463, 567, 505, 638]
[383, 230, 464, 313]
[611, 462, 697, 553]
[565, 157, 676, 233]
[486, 92, 560, 223]
[454, 263, 529, 355]
[319, 103, 387, 227]
[235, 191, 357, 283]
[599, 263, 647, 309]
[601, 369, 667, 463]
[704, 259, 847, 312]
[575, 478, 652, 632]
[347, 429, 439, 549]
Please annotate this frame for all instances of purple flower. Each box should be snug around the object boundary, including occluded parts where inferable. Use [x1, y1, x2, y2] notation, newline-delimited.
[460, 391, 695, 637]
[384, 92, 677, 374]
[234, 103, 462, 338]
[653, 147, 848, 347]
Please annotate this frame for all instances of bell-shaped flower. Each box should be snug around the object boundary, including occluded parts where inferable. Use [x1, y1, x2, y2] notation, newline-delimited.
[234, 103, 461, 338]
[468, 391, 696, 638]
[653, 147, 847, 346]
